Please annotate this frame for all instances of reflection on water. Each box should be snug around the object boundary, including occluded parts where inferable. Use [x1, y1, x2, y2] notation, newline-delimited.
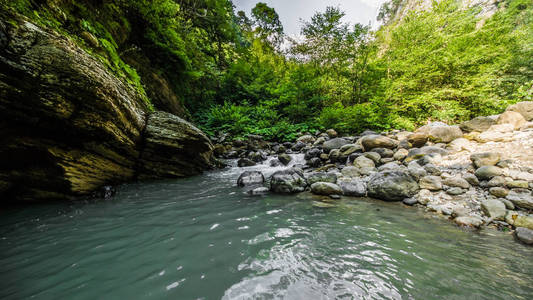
[0, 158, 532, 299]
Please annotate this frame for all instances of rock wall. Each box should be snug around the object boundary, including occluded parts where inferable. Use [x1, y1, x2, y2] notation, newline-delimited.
[390, 0, 499, 22]
[0, 13, 214, 202]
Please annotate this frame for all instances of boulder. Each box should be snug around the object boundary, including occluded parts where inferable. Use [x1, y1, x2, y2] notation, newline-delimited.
[306, 157, 322, 168]
[341, 166, 361, 178]
[326, 129, 338, 138]
[292, 141, 306, 152]
[371, 148, 394, 158]
[310, 182, 343, 196]
[463, 173, 480, 186]
[481, 199, 506, 220]
[278, 154, 292, 166]
[446, 187, 465, 195]
[407, 162, 427, 181]
[338, 178, 367, 197]
[306, 172, 337, 185]
[419, 176, 443, 191]
[507, 101, 533, 121]
[506, 189, 533, 210]
[448, 138, 471, 152]
[470, 152, 501, 168]
[454, 216, 483, 228]
[270, 168, 307, 193]
[489, 187, 509, 198]
[297, 135, 315, 144]
[238, 158, 256, 167]
[363, 152, 381, 164]
[322, 138, 350, 153]
[378, 162, 405, 172]
[407, 132, 428, 148]
[515, 227, 533, 245]
[496, 111, 526, 130]
[361, 135, 398, 151]
[460, 116, 496, 133]
[475, 166, 503, 181]
[367, 170, 419, 201]
[304, 148, 322, 160]
[353, 156, 376, 175]
[416, 123, 463, 143]
[138, 111, 215, 179]
[506, 212, 533, 230]
[237, 171, 265, 187]
[393, 148, 409, 161]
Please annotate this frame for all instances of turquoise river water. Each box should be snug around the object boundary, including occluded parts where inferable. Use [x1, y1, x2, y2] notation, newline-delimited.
[1, 158, 532, 299]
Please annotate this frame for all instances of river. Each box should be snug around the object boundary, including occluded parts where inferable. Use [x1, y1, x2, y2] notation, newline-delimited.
[1, 156, 532, 299]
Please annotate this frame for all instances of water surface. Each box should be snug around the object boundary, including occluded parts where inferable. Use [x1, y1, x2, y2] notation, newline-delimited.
[1, 159, 532, 299]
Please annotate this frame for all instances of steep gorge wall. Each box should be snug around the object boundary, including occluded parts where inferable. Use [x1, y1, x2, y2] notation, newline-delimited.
[389, 0, 500, 22]
[0, 12, 213, 203]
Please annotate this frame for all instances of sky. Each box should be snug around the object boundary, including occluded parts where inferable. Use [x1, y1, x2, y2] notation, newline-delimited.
[233, 0, 387, 36]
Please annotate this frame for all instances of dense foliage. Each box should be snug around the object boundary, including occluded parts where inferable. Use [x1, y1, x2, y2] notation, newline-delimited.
[2, 0, 532, 141]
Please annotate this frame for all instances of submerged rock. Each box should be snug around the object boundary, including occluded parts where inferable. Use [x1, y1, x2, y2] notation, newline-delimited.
[367, 170, 419, 201]
[454, 216, 483, 228]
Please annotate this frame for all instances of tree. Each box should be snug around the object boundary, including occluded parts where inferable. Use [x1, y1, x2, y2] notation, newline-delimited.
[251, 2, 284, 49]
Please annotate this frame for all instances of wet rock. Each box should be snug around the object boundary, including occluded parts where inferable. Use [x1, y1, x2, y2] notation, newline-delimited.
[361, 135, 398, 151]
[446, 187, 465, 195]
[270, 159, 282, 167]
[393, 148, 409, 161]
[306, 172, 337, 185]
[460, 116, 496, 133]
[481, 199, 506, 220]
[341, 166, 361, 178]
[292, 141, 306, 152]
[408, 162, 427, 181]
[454, 216, 483, 228]
[306, 157, 322, 168]
[270, 168, 307, 193]
[278, 154, 292, 166]
[297, 135, 315, 144]
[419, 176, 443, 191]
[312, 201, 337, 208]
[416, 123, 463, 143]
[237, 171, 265, 187]
[507, 101, 533, 121]
[328, 149, 342, 163]
[489, 187, 509, 198]
[423, 164, 441, 176]
[248, 151, 267, 162]
[238, 158, 256, 167]
[403, 197, 418, 206]
[311, 182, 342, 196]
[515, 227, 533, 245]
[338, 178, 367, 197]
[470, 152, 501, 168]
[506, 189, 533, 210]
[363, 152, 381, 164]
[367, 170, 419, 201]
[326, 129, 338, 138]
[496, 111, 526, 130]
[322, 138, 350, 153]
[464, 173, 480, 186]
[407, 132, 428, 148]
[304, 148, 322, 160]
[506, 211, 533, 230]
[92, 185, 116, 200]
[475, 166, 503, 181]
[371, 148, 394, 158]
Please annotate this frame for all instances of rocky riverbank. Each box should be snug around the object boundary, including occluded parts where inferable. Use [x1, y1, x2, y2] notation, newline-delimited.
[217, 101, 533, 246]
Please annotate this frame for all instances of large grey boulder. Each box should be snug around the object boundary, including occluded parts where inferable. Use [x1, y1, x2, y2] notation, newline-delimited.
[310, 182, 343, 196]
[322, 138, 350, 153]
[507, 101, 533, 121]
[419, 176, 443, 191]
[278, 154, 292, 166]
[475, 166, 503, 181]
[515, 227, 533, 245]
[442, 176, 470, 189]
[460, 116, 496, 133]
[481, 199, 506, 220]
[506, 189, 533, 210]
[270, 168, 307, 193]
[338, 178, 367, 197]
[416, 122, 463, 143]
[306, 172, 337, 185]
[361, 135, 398, 150]
[237, 171, 265, 187]
[367, 171, 419, 201]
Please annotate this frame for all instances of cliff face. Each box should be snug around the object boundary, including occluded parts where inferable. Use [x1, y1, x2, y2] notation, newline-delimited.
[388, 0, 499, 22]
[0, 13, 214, 202]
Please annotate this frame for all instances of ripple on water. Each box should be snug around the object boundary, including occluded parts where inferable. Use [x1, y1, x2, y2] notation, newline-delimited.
[1, 163, 533, 299]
